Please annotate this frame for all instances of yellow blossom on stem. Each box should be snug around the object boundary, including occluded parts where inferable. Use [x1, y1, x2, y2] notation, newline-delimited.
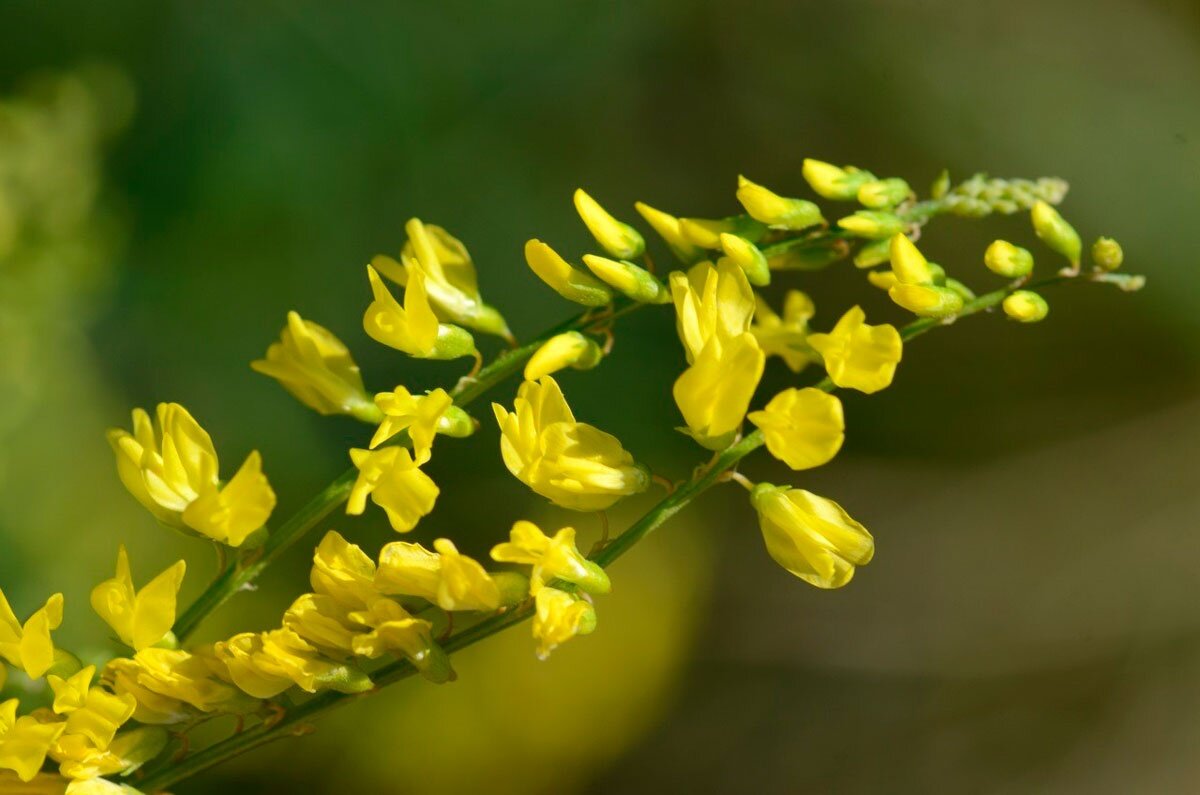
[369, 386, 473, 456]
[806, 306, 902, 394]
[345, 598, 452, 683]
[61, 688, 135, 751]
[375, 539, 500, 612]
[492, 376, 648, 511]
[105, 648, 251, 721]
[751, 290, 815, 373]
[90, 546, 185, 651]
[251, 311, 380, 422]
[673, 332, 765, 450]
[678, 216, 767, 250]
[0, 701, 65, 782]
[523, 331, 603, 381]
[532, 587, 596, 660]
[1003, 290, 1049, 322]
[490, 521, 610, 595]
[283, 593, 358, 656]
[372, 219, 512, 340]
[347, 447, 439, 532]
[735, 175, 824, 231]
[634, 201, 703, 264]
[523, 239, 613, 307]
[362, 265, 476, 360]
[215, 629, 370, 700]
[669, 260, 755, 364]
[750, 483, 874, 589]
[48, 667, 96, 715]
[0, 590, 64, 679]
[747, 388, 845, 470]
[573, 189, 645, 260]
[310, 531, 379, 610]
[107, 403, 275, 547]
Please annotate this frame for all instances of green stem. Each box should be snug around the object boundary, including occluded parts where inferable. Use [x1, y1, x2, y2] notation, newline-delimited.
[172, 300, 635, 643]
[142, 271, 1088, 792]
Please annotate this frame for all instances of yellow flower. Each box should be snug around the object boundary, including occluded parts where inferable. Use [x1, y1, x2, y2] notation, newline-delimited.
[532, 587, 596, 660]
[801, 158, 872, 200]
[490, 521, 610, 595]
[283, 593, 358, 656]
[837, 210, 904, 239]
[215, 629, 369, 700]
[888, 233, 932, 285]
[180, 451, 276, 547]
[523, 240, 613, 307]
[633, 201, 702, 264]
[866, 269, 898, 290]
[887, 283, 964, 318]
[60, 689, 135, 752]
[345, 599, 451, 682]
[669, 260, 755, 364]
[523, 332, 603, 381]
[573, 189, 645, 260]
[369, 386, 473, 457]
[751, 290, 815, 373]
[346, 447, 439, 532]
[678, 216, 766, 250]
[735, 175, 824, 231]
[492, 376, 648, 511]
[0, 701, 65, 782]
[362, 265, 476, 360]
[309, 531, 379, 610]
[806, 306, 902, 394]
[0, 590, 63, 679]
[373, 219, 512, 340]
[107, 404, 275, 546]
[251, 311, 379, 422]
[747, 388, 845, 471]
[54, 724, 165, 784]
[375, 539, 500, 612]
[749, 483, 874, 589]
[48, 667, 95, 716]
[857, 177, 911, 209]
[717, 233, 770, 287]
[673, 333, 765, 450]
[106, 648, 248, 719]
[90, 547, 185, 651]
[1003, 290, 1049, 323]
[582, 254, 670, 304]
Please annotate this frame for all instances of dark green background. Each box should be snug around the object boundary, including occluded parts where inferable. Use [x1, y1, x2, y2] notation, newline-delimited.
[1, 1, 1197, 792]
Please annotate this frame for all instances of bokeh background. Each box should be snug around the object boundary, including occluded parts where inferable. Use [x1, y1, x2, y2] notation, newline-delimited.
[1, 0, 1198, 792]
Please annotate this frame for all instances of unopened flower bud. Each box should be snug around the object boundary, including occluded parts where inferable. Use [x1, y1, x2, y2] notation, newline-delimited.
[857, 178, 911, 209]
[736, 176, 824, 230]
[1002, 290, 1049, 322]
[801, 158, 873, 200]
[678, 215, 767, 250]
[717, 233, 770, 286]
[888, 233, 933, 284]
[524, 239, 614, 307]
[1031, 200, 1081, 268]
[767, 239, 849, 271]
[838, 211, 904, 239]
[573, 189, 645, 260]
[888, 284, 964, 318]
[931, 169, 951, 199]
[634, 201, 703, 264]
[582, 254, 670, 303]
[524, 331, 604, 381]
[866, 269, 898, 290]
[1091, 237, 1124, 271]
[983, 240, 1034, 278]
[853, 237, 891, 269]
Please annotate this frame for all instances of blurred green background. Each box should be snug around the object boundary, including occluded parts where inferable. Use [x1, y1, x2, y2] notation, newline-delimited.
[1, 0, 1197, 792]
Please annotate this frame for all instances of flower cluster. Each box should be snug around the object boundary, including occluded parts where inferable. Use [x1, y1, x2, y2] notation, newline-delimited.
[0, 155, 1139, 792]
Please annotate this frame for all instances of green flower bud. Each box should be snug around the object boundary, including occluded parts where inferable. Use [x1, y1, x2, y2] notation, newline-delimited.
[583, 254, 671, 303]
[1002, 290, 1049, 322]
[1031, 200, 1081, 268]
[857, 178, 911, 209]
[438, 405, 476, 439]
[931, 169, 951, 199]
[853, 237, 892, 269]
[767, 239, 849, 271]
[717, 232, 770, 286]
[838, 211, 905, 239]
[1091, 237, 1124, 271]
[984, 240, 1034, 278]
[802, 158, 874, 200]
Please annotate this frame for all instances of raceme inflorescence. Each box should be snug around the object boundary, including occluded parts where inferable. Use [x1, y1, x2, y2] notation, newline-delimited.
[0, 161, 1141, 793]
